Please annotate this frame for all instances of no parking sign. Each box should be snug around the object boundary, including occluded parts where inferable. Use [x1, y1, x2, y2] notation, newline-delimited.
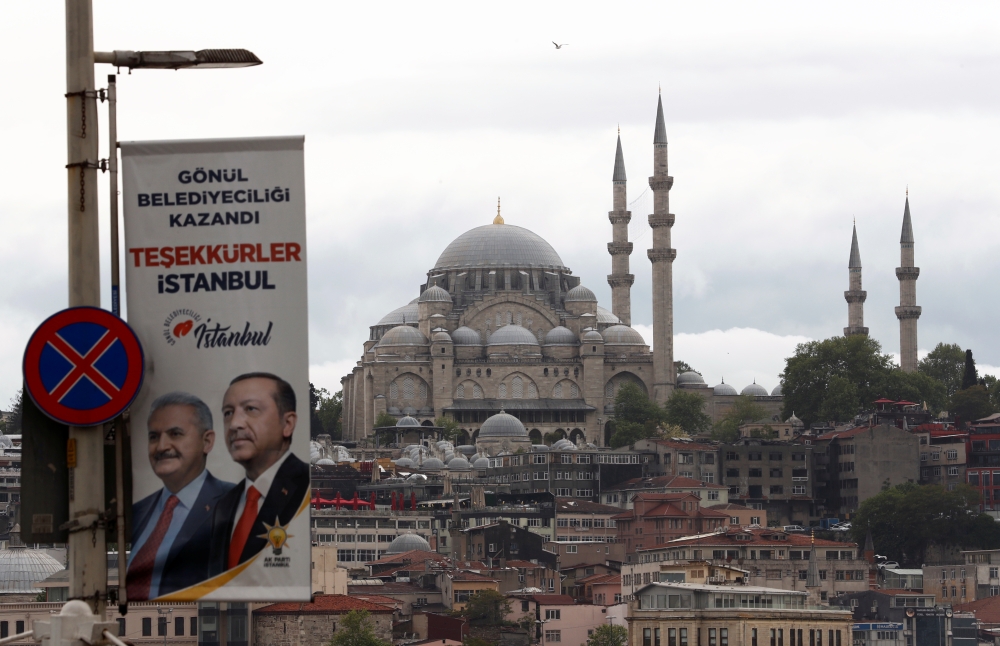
[23, 306, 144, 426]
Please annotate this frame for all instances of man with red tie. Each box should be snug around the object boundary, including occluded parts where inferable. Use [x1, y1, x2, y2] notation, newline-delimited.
[128, 392, 235, 600]
[208, 372, 310, 577]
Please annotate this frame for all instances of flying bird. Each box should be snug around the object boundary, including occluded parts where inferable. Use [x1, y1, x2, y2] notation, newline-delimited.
[552, 42, 568, 49]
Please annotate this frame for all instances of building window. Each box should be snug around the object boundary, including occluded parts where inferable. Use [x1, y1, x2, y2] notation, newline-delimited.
[158, 617, 167, 637]
[566, 545, 577, 553]
[142, 618, 152, 637]
[116, 619, 126, 637]
[545, 630, 562, 642]
[545, 609, 561, 619]
[175, 617, 184, 636]
[190, 617, 197, 637]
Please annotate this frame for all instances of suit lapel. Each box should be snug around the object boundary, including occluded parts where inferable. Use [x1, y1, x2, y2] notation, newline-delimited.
[166, 472, 218, 564]
[239, 455, 308, 563]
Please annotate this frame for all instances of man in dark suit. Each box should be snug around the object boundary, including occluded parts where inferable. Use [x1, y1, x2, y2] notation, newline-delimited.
[208, 372, 310, 576]
[128, 392, 236, 600]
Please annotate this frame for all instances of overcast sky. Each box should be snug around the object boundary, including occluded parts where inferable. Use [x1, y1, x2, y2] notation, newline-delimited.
[2, 1, 999, 405]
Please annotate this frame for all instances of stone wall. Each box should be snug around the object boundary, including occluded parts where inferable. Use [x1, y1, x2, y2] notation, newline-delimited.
[253, 612, 392, 646]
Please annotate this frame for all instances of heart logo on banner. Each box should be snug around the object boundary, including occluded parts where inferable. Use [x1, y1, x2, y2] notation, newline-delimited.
[173, 320, 194, 337]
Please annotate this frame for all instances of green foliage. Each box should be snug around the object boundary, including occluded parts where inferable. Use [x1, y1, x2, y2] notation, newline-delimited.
[675, 360, 696, 375]
[919, 343, 966, 397]
[950, 385, 996, 424]
[435, 415, 461, 442]
[817, 375, 859, 423]
[850, 483, 1000, 566]
[374, 411, 398, 429]
[883, 370, 948, 412]
[712, 395, 768, 442]
[461, 589, 511, 625]
[328, 610, 391, 646]
[962, 349, 980, 391]
[608, 421, 657, 448]
[609, 382, 667, 448]
[463, 638, 495, 646]
[664, 390, 711, 435]
[543, 430, 565, 445]
[309, 385, 343, 439]
[0, 389, 22, 435]
[587, 624, 628, 646]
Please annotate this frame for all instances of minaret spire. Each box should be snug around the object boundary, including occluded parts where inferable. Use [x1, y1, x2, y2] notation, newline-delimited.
[895, 194, 921, 371]
[648, 93, 676, 404]
[844, 223, 868, 336]
[607, 133, 634, 325]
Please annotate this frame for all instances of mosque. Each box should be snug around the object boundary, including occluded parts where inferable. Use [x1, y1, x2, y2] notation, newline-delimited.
[340, 94, 785, 448]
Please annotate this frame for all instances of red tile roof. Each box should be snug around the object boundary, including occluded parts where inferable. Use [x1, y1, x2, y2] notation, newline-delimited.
[367, 549, 446, 565]
[450, 570, 498, 583]
[578, 573, 621, 585]
[506, 560, 550, 569]
[255, 594, 395, 615]
[510, 594, 577, 605]
[708, 503, 755, 512]
[954, 596, 1000, 624]
[605, 475, 725, 492]
[640, 527, 854, 550]
[555, 498, 623, 514]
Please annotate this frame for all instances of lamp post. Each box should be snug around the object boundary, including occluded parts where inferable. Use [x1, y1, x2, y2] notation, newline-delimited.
[65, 0, 260, 615]
[156, 606, 173, 646]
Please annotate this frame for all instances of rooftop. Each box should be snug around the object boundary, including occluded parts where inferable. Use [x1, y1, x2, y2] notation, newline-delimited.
[604, 475, 725, 492]
[639, 527, 854, 551]
[555, 498, 623, 514]
[255, 594, 395, 615]
[636, 581, 808, 596]
[507, 593, 577, 605]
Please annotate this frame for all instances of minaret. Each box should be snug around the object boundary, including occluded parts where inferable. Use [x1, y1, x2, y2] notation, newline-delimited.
[844, 223, 868, 336]
[895, 193, 921, 372]
[648, 92, 676, 404]
[607, 130, 634, 325]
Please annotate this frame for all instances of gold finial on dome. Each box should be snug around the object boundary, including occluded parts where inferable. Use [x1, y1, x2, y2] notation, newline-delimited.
[493, 196, 504, 224]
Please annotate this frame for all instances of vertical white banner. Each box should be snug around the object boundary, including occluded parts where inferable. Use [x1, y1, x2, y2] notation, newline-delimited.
[121, 137, 309, 601]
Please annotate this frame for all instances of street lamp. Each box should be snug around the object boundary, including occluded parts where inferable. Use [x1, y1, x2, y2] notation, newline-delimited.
[156, 607, 173, 646]
[64, 0, 262, 616]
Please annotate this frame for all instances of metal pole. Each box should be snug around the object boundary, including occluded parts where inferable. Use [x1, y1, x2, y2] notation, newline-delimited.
[108, 74, 119, 317]
[65, 0, 107, 613]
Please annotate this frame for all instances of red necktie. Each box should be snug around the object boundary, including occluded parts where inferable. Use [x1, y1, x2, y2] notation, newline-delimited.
[228, 486, 262, 569]
[127, 495, 180, 600]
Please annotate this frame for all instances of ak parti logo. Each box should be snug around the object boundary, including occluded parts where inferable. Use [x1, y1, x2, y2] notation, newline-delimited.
[162, 309, 202, 346]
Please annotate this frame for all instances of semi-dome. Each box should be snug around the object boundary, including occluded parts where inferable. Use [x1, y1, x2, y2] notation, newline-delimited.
[379, 326, 429, 347]
[385, 533, 431, 555]
[394, 457, 415, 467]
[596, 306, 621, 325]
[420, 457, 445, 469]
[544, 326, 578, 345]
[377, 303, 419, 326]
[565, 285, 597, 302]
[742, 382, 769, 397]
[714, 381, 738, 396]
[419, 285, 452, 302]
[602, 325, 646, 346]
[771, 384, 784, 397]
[447, 456, 471, 470]
[0, 546, 64, 593]
[479, 411, 528, 438]
[677, 371, 706, 386]
[473, 457, 490, 469]
[433, 224, 567, 272]
[451, 327, 482, 345]
[488, 325, 539, 346]
[582, 328, 604, 342]
[396, 416, 421, 428]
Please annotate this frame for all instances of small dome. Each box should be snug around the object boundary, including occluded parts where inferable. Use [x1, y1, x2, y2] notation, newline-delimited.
[419, 285, 453, 302]
[448, 456, 472, 470]
[487, 325, 539, 346]
[316, 458, 335, 466]
[677, 371, 706, 386]
[456, 445, 477, 455]
[771, 384, 784, 397]
[552, 439, 577, 451]
[565, 285, 597, 302]
[451, 327, 483, 346]
[786, 412, 804, 427]
[582, 328, 604, 342]
[394, 457, 414, 467]
[432, 331, 453, 343]
[377, 303, 420, 326]
[379, 325, 429, 347]
[309, 441, 322, 464]
[602, 325, 646, 346]
[396, 416, 421, 428]
[742, 382, 769, 397]
[479, 411, 528, 438]
[421, 457, 446, 469]
[385, 533, 432, 555]
[473, 457, 490, 469]
[531, 444, 551, 452]
[545, 326, 579, 345]
[596, 306, 621, 325]
[714, 382, 738, 396]
[0, 547, 64, 593]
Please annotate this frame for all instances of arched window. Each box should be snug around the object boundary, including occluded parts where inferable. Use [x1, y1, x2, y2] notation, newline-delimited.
[419, 382, 428, 399]
[516, 312, 523, 326]
[527, 382, 538, 399]
[506, 311, 513, 324]
[512, 376, 523, 399]
[499, 383, 508, 399]
[456, 384, 465, 399]
[403, 376, 414, 400]
[605, 382, 615, 398]
[390, 382, 398, 399]
[473, 384, 483, 399]
[570, 383, 580, 398]
[553, 383, 563, 398]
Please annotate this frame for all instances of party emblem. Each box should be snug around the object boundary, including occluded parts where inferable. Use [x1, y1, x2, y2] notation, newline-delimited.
[259, 517, 293, 556]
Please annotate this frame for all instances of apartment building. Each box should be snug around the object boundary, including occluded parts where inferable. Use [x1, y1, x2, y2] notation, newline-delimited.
[965, 416, 1000, 515]
[614, 493, 729, 556]
[554, 498, 620, 543]
[633, 438, 721, 483]
[922, 563, 972, 605]
[961, 548, 1000, 599]
[719, 439, 814, 526]
[311, 508, 435, 567]
[914, 425, 967, 489]
[601, 475, 728, 509]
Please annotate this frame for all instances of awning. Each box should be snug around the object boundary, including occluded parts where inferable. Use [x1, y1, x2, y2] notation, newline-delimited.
[444, 398, 596, 412]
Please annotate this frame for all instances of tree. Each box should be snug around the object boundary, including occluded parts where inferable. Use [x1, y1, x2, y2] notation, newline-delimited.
[712, 395, 768, 442]
[882, 370, 948, 413]
[1, 389, 23, 435]
[609, 382, 664, 448]
[850, 483, 1000, 566]
[663, 390, 710, 435]
[317, 390, 344, 440]
[587, 624, 628, 646]
[962, 349, 979, 390]
[461, 589, 511, 625]
[817, 375, 859, 423]
[374, 411, 398, 429]
[328, 610, 391, 646]
[950, 385, 996, 424]
[918, 343, 966, 397]
[674, 360, 696, 375]
[435, 415, 461, 443]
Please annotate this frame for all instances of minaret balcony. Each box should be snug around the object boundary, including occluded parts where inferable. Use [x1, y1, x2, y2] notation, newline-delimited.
[648, 176, 674, 191]
[648, 213, 675, 228]
[607, 242, 634, 256]
[894, 306, 922, 320]
[895, 267, 920, 280]
[843, 290, 867, 303]
[607, 274, 635, 287]
[608, 212, 632, 225]
[844, 326, 869, 336]
[647, 248, 677, 263]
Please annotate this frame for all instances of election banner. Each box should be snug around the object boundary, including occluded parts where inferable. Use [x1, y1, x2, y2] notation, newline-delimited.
[121, 137, 309, 601]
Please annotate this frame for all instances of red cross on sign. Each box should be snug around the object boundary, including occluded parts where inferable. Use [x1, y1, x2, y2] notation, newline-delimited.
[23, 307, 145, 426]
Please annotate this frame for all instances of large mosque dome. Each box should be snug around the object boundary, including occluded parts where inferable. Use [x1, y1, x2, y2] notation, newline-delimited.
[433, 224, 568, 272]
